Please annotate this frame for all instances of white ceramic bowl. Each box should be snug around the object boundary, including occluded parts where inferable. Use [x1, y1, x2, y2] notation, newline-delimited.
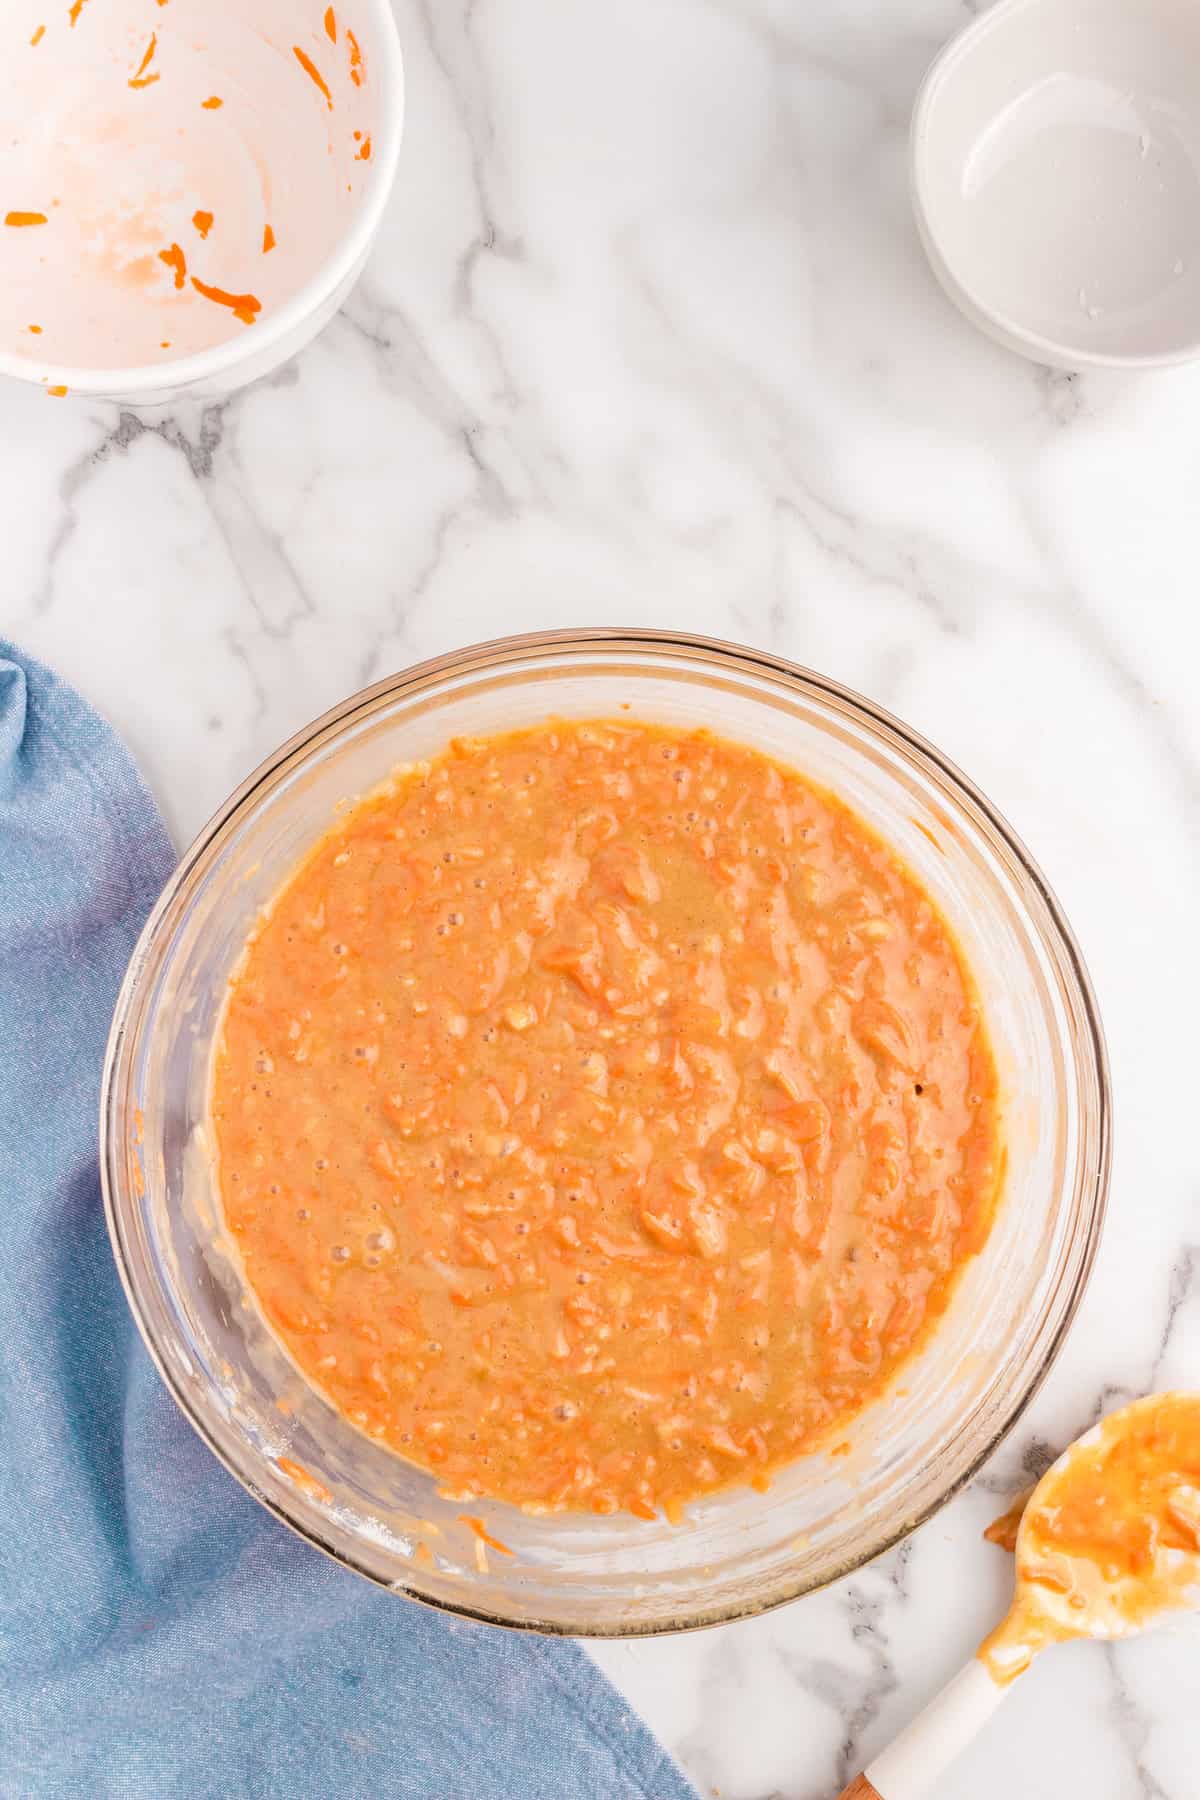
[0, 0, 403, 408]
[912, 0, 1200, 368]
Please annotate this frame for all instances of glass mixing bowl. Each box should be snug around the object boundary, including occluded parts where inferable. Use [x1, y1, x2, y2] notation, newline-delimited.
[101, 629, 1110, 1635]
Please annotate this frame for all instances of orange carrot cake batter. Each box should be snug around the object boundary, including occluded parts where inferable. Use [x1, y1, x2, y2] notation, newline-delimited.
[211, 721, 1002, 1520]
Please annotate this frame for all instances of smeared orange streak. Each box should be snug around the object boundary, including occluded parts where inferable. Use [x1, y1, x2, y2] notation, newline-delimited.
[458, 1515, 514, 1556]
[68, 0, 89, 25]
[31, 25, 46, 45]
[277, 1458, 332, 1505]
[6, 212, 47, 227]
[192, 209, 214, 239]
[355, 134, 371, 161]
[984, 1492, 1028, 1554]
[191, 277, 261, 326]
[129, 32, 157, 86]
[293, 45, 333, 109]
[347, 28, 363, 85]
[324, 6, 337, 43]
[158, 243, 187, 289]
[129, 73, 159, 88]
[201, 95, 223, 109]
[47, 385, 68, 398]
[262, 222, 276, 253]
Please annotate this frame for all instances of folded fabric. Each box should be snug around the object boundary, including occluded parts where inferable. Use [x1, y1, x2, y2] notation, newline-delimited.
[0, 641, 697, 1800]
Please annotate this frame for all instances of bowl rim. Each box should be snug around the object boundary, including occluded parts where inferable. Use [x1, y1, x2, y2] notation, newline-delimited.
[0, 0, 405, 397]
[101, 626, 1112, 1636]
[910, 0, 1200, 371]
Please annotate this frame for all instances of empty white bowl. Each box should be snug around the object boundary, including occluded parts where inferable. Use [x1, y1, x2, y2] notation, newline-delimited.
[912, 0, 1200, 368]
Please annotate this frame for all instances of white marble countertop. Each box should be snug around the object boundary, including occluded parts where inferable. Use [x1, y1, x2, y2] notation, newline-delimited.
[4, 1, 1198, 1794]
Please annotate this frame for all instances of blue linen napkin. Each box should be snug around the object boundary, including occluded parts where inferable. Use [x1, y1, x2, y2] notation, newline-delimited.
[0, 641, 698, 1800]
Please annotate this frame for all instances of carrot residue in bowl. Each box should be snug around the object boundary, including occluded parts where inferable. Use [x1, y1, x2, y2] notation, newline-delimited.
[191, 276, 261, 324]
[459, 1516, 514, 1557]
[293, 45, 333, 109]
[158, 243, 187, 289]
[128, 33, 159, 87]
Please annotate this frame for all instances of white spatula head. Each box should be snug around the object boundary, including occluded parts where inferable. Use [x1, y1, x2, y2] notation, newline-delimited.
[984, 1391, 1200, 1680]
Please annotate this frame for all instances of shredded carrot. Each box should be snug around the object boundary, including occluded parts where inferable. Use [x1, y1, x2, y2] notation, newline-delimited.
[160, 341, 171, 349]
[201, 95, 223, 109]
[129, 33, 158, 87]
[324, 6, 337, 44]
[293, 45, 333, 109]
[47, 385, 68, 398]
[158, 243, 187, 289]
[68, 0, 89, 25]
[277, 1458, 332, 1505]
[458, 1515, 514, 1556]
[28, 323, 42, 334]
[347, 28, 363, 86]
[5, 212, 47, 227]
[355, 134, 372, 161]
[192, 209, 214, 239]
[262, 222, 276, 254]
[191, 277, 261, 326]
[31, 25, 46, 46]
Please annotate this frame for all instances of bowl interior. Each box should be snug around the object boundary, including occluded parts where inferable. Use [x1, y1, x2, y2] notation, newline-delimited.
[914, 0, 1200, 364]
[104, 636, 1108, 1634]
